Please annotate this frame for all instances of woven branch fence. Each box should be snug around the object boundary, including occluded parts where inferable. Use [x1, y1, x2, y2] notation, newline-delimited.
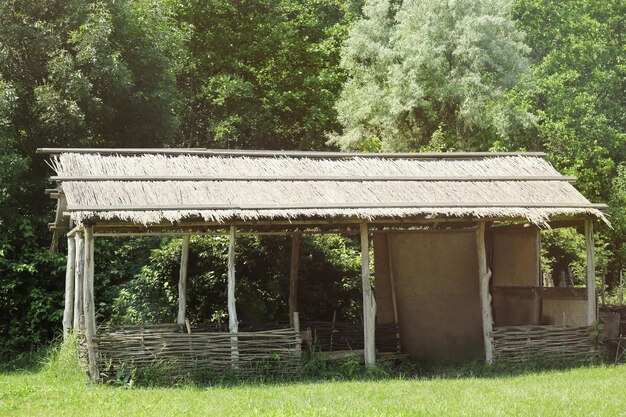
[91, 327, 301, 380]
[492, 325, 598, 364]
[600, 305, 626, 335]
[301, 321, 400, 353]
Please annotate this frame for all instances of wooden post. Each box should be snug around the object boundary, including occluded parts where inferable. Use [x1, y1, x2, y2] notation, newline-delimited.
[83, 226, 99, 382]
[619, 270, 624, 306]
[585, 218, 596, 326]
[601, 270, 606, 306]
[293, 311, 301, 355]
[63, 236, 76, 338]
[293, 312, 300, 333]
[386, 234, 401, 351]
[289, 233, 300, 326]
[178, 235, 190, 326]
[476, 222, 494, 364]
[73, 233, 84, 330]
[533, 288, 542, 325]
[360, 223, 376, 367]
[386, 235, 400, 327]
[227, 225, 239, 367]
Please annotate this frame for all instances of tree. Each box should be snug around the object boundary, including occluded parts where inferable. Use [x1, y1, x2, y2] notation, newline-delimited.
[175, 0, 353, 150]
[332, 0, 534, 152]
[511, 0, 626, 202]
[510, 0, 626, 286]
[0, 0, 182, 357]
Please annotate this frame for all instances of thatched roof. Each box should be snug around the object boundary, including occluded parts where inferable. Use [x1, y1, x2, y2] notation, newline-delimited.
[40, 149, 607, 227]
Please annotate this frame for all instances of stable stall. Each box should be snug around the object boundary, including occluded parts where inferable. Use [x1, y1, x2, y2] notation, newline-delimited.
[39, 148, 607, 381]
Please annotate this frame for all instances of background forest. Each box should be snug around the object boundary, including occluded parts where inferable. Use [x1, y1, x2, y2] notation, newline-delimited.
[0, 0, 624, 359]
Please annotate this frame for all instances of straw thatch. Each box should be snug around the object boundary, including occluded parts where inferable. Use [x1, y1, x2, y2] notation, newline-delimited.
[46, 151, 607, 227]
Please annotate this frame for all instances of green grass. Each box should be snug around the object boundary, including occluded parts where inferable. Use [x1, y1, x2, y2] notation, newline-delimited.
[1, 340, 625, 416]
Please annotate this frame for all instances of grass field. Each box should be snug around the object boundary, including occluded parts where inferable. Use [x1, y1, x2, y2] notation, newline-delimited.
[1, 343, 625, 416]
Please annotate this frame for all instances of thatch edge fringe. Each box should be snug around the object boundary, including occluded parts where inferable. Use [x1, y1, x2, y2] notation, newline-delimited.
[70, 207, 608, 229]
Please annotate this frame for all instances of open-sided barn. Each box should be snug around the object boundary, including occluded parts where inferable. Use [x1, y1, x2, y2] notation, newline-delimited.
[39, 148, 607, 381]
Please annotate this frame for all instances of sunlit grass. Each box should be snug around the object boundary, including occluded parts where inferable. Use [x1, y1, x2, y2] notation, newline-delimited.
[1, 340, 624, 417]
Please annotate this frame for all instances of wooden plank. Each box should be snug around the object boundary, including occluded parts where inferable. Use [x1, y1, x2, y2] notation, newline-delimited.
[37, 147, 547, 158]
[66, 202, 609, 211]
[477, 222, 494, 364]
[83, 226, 99, 382]
[360, 223, 376, 367]
[177, 235, 190, 326]
[50, 175, 576, 182]
[288, 233, 300, 326]
[227, 225, 239, 367]
[73, 233, 84, 330]
[63, 236, 76, 338]
[585, 219, 596, 325]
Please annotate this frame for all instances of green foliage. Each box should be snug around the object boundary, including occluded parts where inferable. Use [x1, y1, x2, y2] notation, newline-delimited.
[0, 0, 182, 358]
[0, 219, 65, 358]
[608, 166, 626, 271]
[109, 234, 362, 326]
[332, 0, 535, 151]
[175, 0, 353, 150]
[541, 229, 586, 286]
[0, 0, 625, 361]
[511, 0, 626, 203]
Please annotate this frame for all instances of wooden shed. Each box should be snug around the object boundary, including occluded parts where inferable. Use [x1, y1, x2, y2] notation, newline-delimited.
[39, 148, 607, 381]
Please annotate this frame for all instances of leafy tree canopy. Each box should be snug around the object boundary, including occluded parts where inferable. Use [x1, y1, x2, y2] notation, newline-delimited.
[332, 0, 535, 152]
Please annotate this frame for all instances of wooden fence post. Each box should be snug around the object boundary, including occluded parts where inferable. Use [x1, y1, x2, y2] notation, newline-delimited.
[360, 223, 376, 367]
[289, 233, 300, 326]
[619, 269, 624, 306]
[477, 222, 494, 364]
[83, 226, 99, 382]
[585, 219, 596, 326]
[228, 225, 239, 367]
[73, 232, 84, 331]
[63, 236, 76, 338]
[386, 234, 401, 351]
[178, 235, 190, 326]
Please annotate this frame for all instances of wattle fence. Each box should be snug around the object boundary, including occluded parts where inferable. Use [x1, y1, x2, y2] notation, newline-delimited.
[491, 325, 598, 364]
[90, 326, 301, 380]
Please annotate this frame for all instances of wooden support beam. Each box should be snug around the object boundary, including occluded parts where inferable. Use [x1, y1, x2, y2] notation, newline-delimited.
[227, 225, 239, 367]
[66, 202, 609, 212]
[360, 223, 376, 367]
[618, 269, 624, 306]
[73, 233, 84, 330]
[585, 219, 596, 326]
[177, 235, 190, 326]
[477, 222, 494, 364]
[87, 215, 591, 232]
[386, 234, 400, 351]
[289, 233, 300, 326]
[37, 147, 547, 158]
[50, 174, 576, 182]
[63, 237, 76, 338]
[83, 226, 99, 382]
